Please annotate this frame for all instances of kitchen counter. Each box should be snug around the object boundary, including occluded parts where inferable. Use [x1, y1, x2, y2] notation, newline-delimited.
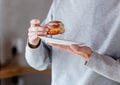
[0, 65, 51, 79]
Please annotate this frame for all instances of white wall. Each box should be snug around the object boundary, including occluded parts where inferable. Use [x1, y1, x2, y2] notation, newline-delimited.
[1, 0, 52, 66]
[0, 0, 52, 85]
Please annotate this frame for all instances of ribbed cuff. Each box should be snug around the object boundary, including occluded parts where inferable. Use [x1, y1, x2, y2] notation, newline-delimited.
[28, 40, 41, 49]
[84, 51, 97, 65]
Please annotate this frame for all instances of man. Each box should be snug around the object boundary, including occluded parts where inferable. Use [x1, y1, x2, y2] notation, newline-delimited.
[25, 0, 120, 85]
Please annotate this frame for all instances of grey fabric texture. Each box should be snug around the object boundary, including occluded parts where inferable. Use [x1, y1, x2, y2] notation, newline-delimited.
[25, 0, 120, 85]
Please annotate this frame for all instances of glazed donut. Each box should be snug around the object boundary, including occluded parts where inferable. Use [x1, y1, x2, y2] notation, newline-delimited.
[45, 21, 65, 35]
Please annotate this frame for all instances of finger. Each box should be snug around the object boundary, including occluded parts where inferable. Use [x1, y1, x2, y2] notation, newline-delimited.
[30, 19, 40, 24]
[29, 27, 48, 32]
[70, 44, 82, 52]
[70, 45, 87, 56]
[28, 32, 36, 36]
[28, 31, 47, 37]
[47, 43, 70, 50]
[28, 34, 38, 41]
[30, 19, 40, 27]
[47, 43, 78, 54]
[37, 31, 47, 36]
[29, 27, 43, 32]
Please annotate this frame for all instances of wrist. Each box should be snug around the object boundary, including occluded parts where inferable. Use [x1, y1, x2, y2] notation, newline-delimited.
[84, 49, 93, 61]
[28, 40, 41, 48]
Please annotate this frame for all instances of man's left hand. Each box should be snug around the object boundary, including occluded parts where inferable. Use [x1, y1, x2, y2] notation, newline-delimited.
[47, 43, 93, 61]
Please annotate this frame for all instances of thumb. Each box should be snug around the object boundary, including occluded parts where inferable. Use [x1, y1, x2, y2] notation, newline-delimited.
[30, 19, 41, 27]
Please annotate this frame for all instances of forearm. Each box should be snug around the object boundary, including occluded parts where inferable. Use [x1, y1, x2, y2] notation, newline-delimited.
[25, 41, 52, 71]
[86, 52, 120, 82]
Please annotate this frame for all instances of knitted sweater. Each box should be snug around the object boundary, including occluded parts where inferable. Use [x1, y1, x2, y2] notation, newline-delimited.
[25, 0, 120, 85]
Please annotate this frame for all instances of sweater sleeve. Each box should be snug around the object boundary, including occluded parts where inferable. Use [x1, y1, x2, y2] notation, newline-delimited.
[25, 0, 55, 71]
[25, 41, 52, 71]
[86, 51, 120, 83]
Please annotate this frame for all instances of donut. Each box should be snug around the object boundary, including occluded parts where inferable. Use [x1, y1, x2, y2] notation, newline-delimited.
[45, 21, 65, 35]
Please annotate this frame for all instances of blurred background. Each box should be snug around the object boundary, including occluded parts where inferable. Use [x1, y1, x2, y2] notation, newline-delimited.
[0, 0, 52, 85]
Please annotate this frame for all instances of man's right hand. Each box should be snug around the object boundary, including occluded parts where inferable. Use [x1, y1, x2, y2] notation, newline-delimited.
[28, 19, 49, 47]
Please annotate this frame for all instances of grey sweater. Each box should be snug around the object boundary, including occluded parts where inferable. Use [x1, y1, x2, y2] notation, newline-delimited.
[25, 0, 120, 85]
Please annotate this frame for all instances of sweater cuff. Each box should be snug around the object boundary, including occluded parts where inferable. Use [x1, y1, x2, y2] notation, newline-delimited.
[84, 51, 99, 66]
[26, 40, 44, 52]
[28, 40, 41, 48]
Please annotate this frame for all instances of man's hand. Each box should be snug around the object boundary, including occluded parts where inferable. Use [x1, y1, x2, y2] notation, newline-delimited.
[47, 43, 93, 61]
[28, 19, 49, 47]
